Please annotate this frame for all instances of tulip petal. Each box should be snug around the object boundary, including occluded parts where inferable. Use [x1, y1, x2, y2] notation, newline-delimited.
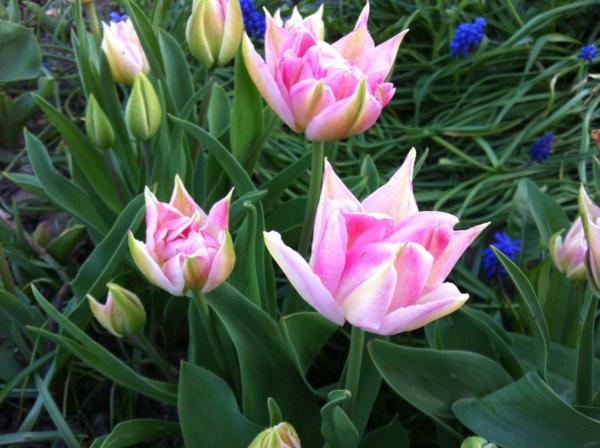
[579, 185, 600, 223]
[365, 29, 409, 82]
[378, 283, 468, 335]
[202, 232, 236, 293]
[170, 175, 204, 217]
[185, 5, 216, 67]
[312, 160, 361, 257]
[306, 77, 381, 141]
[207, 189, 233, 230]
[389, 242, 434, 310]
[354, 3, 370, 30]
[289, 79, 335, 130]
[332, 26, 374, 68]
[218, 0, 244, 64]
[88, 295, 121, 337]
[309, 206, 348, 292]
[264, 231, 345, 325]
[344, 211, 394, 250]
[264, 11, 290, 68]
[339, 242, 400, 332]
[387, 211, 458, 243]
[362, 148, 418, 222]
[129, 232, 183, 295]
[242, 34, 297, 131]
[424, 223, 489, 293]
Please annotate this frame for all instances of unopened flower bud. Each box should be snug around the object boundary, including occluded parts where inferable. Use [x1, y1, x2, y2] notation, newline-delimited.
[86, 95, 115, 149]
[88, 283, 146, 337]
[32, 222, 52, 248]
[461, 436, 497, 448]
[186, 0, 243, 67]
[101, 18, 149, 85]
[549, 217, 587, 281]
[126, 73, 161, 141]
[248, 422, 301, 448]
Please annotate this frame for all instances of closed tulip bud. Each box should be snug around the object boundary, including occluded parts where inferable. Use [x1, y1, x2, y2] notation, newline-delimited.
[85, 95, 115, 149]
[461, 436, 497, 448]
[88, 284, 146, 337]
[579, 185, 600, 291]
[248, 422, 301, 448]
[129, 176, 235, 296]
[126, 73, 162, 141]
[549, 217, 587, 281]
[186, 0, 243, 67]
[32, 222, 52, 248]
[101, 18, 149, 85]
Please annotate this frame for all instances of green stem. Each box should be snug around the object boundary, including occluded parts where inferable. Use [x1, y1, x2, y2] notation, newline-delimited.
[343, 326, 365, 417]
[0, 245, 16, 294]
[431, 135, 495, 173]
[104, 151, 127, 206]
[84, 2, 101, 43]
[298, 141, 325, 256]
[574, 289, 597, 406]
[132, 333, 176, 383]
[191, 289, 228, 378]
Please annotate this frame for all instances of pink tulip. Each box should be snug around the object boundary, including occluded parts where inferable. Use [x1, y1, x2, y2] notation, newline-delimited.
[549, 217, 587, 281]
[579, 186, 600, 289]
[128, 176, 235, 296]
[264, 149, 488, 335]
[242, 3, 408, 142]
[101, 19, 150, 85]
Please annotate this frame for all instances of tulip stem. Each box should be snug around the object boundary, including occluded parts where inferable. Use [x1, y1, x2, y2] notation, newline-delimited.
[132, 333, 176, 383]
[574, 288, 597, 406]
[84, 2, 102, 43]
[343, 326, 365, 417]
[192, 289, 228, 379]
[298, 141, 325, 256]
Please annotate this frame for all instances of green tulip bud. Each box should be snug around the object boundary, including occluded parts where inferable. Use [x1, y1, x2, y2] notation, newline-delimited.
[461, 436, 497, 448]
[126, 73, 161, 141]
[32, 222, 52, 248]
[248, 422, 301, 448]
[85, 95, 115, 149]
[88, 283, 146, 337]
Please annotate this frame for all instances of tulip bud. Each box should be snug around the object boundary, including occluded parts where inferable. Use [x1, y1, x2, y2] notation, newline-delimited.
[461, 436, 497, 448]
[248, 422, 301, 448]
[101, 18, 149, 85]
[88, 283, 146, 337]
[549, 217, 588, 281]
[126, 73, 162, 141]
[85, 95, 115, 149]
[32, 222, 52, 248]
[579, 185, 600, 291]
[186, 0, 243, 67]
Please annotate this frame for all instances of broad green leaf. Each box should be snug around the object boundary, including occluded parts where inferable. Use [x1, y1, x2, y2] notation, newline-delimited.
[207, 283, 321, 445]
[159, 30, 193, 114]
[321, 390, 359, 448]
[0, 290, 39, 326]
[280, 311, 337, 375]
[46, 225, 87, 263]
[178, 362, 259, 447]
[575, 293, 598, 406]
[493, 248, 550, 379]
[97, 419, 180, 448]
[452, 372, 600, 448]
[369, 340, 513, 436]
[360, 416, 409, 448]
[25, 131, 108, 235]
[230, 202, 261, 306]
[231, 50, 263, 169]
[34, 96, 122, 213]
[208, 83, 231, 139]
[0, 20, 41, 81]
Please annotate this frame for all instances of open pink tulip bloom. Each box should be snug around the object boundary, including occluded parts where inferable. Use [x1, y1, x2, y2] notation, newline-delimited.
[242, 3, 408, 141]
[128, 177, 235, 296]
[264, 149, 489, 335]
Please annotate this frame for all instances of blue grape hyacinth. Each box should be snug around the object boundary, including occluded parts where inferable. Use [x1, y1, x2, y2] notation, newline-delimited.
[109, 12, 129, 23]
[450, 17, 487, 58]
[530, 132, 554, 163]
[482, 232, 521, 279]
[241, 0, 266, 40]
[579, 44, 597, 63]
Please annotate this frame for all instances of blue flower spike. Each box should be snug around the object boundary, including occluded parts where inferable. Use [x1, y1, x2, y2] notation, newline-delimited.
[482, 232, 522, 279]
[240, 0, 266, 40]
[110, 12, 129, 23]
[530, 132, 554, 163]
[450, 17, 487, 58]
[579, 44, 597, 64]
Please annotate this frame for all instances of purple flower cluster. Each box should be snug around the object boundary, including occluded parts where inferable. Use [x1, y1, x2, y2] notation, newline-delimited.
[482, 232, 521, 279]
[110, 12, 129, 23]
[240, 0, 266, 40]
[450, 17, 487, 58]
[530, 132, 554, 163]
[579, 44, 597, 63]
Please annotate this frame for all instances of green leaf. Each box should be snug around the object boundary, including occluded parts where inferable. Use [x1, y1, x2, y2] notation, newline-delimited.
[0, 290, 39, 326]
[0, 20, 41, 81]
[321, 390, 359, 448]
[493, 248, 550, 379]
[25, 131, 108, 235]
[230, 202, 261, 306]
[178, 362, 259, 448]
[574, 292, 598, 406]
[369, 339, 513, 436]
[231, 50, 263, 168]
[29, 287, 177, 405]
[261, 153, 311, 211]
[452, 372, 600, 448]
[360, 416, 409, 448]
[208, 83, 231, 139]
[97, 419, 180, 448]
[46, 225, 87, 262]
[207, 283, 321, 445]
[34, 96, 122, 214]
[360, 155, 380, 194]
[158, 30, 193, 114]
[123, 0, 164, 78]
[280, 311, 337, 375]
